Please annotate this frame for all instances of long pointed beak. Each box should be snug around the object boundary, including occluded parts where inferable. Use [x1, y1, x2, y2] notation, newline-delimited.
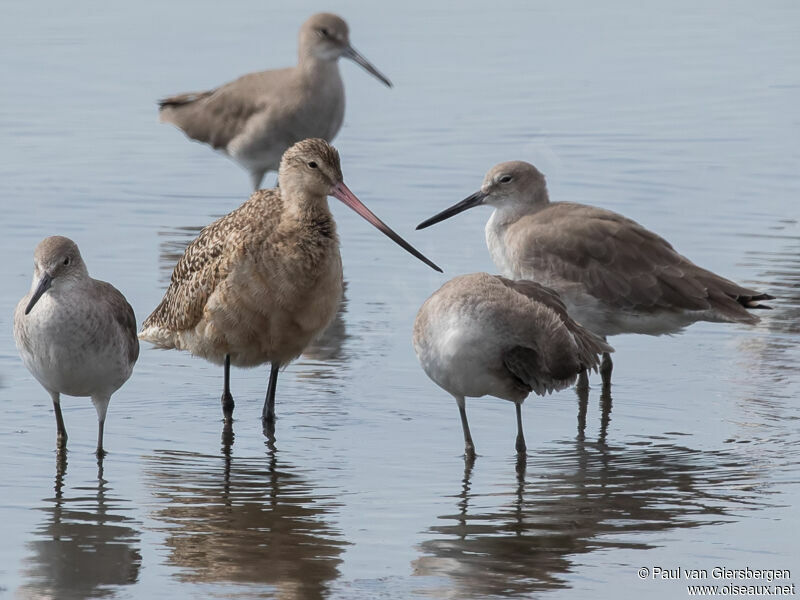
[330, 181, 442, 272]
[416, 190, 488, 230]
[343, 46, 392, 88]
[25, 272, 53, 315]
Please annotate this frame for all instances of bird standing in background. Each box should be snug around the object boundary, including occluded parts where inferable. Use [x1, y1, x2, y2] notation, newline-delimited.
[159, 13, 393, 191]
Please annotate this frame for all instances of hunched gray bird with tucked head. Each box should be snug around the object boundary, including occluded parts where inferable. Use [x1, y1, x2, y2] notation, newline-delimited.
[14, 236, 139, 456]
[417, 161, 773, 386]
[140, 139, 440, 433]
[159, 12, 392, 191]
[414, 273, 612, 457]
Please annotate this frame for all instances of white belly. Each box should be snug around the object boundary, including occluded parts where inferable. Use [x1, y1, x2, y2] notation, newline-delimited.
[414, 309, 513, 401]
[15, 296, 134, 398]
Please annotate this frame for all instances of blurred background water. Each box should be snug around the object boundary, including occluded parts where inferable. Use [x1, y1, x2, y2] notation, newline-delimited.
[0, 1, 798, 598]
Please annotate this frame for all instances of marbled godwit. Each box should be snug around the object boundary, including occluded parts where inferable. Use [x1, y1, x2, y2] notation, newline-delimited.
[14, 236, 139, 456]
[413, 273, 612, 457]
[417, 161, 773, 386]
[140, 138, 440, 430]
[159, 12, 392, 191]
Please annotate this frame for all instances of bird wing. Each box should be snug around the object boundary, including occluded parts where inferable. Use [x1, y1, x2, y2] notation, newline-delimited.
[497, 276, 612, 373]
[501, 345, 540, 393]
[514, 203, 757, 315]
[143, 191, 281, 333]
[497, 277, 572, 320]
[93, 281, 140, 364]
[158, 69, 291, 151]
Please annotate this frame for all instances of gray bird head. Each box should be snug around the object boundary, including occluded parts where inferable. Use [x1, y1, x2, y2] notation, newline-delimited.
[25, 236, 89, 314]
[478, 161, 549, 207]
[299, 13, 392, 87]
[417, 161, 550, 230]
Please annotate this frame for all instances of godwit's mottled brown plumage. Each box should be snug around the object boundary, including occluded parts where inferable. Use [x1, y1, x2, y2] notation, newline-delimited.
[417, 161, 773, 387]
[140, 138, 439, 430]
[14, 236, 139, 456]
[159, 13, 392, 190]
[414, 273, 612, 457]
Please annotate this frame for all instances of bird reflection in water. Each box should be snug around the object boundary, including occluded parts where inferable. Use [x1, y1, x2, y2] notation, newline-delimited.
[18, 454, 142, 599]
[145, 433, 347, 599]
[745, 238, 800, 365]
[730, 239, 800, 454]
[413, 438, 769, 597]
[575, 383, 614, 444]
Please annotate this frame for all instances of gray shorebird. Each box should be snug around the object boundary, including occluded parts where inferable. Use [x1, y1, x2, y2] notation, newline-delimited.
[140, 138, 440, 431]
[417, 161, 773, 386]
[159, 12, 392, 191]
[14, 236, 139, 456]
[413, 273, 612, 457]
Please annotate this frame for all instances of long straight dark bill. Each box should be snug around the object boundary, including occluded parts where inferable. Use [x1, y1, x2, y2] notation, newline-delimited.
[344, 46, 393, 88]
[330, 181, 442, 273]
[416, 190, 488, 230]
[24, 273, 53, 315]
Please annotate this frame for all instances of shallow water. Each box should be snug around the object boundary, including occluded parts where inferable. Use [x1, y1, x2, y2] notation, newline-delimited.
[1, 1, 799, 598]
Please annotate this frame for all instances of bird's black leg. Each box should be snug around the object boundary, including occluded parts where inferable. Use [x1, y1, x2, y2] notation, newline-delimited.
[577, 369, 590, 391]
[251, 169, 266, 191]
[92, 395, 110, 458]
[221, 354, 234, 423]
[600, 337, 613, 387]
[515, 402, 527, 455]
[599, 384, 613, 445]
[96, 418, 106, 458]
[51, 392, 68, 447]
[456, 396, 476, 459]
[262, 361, 280, 426]
[575, 382, 589, 441]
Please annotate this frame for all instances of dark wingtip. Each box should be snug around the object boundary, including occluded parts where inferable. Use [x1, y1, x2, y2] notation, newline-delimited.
[741, 292, 775, 310]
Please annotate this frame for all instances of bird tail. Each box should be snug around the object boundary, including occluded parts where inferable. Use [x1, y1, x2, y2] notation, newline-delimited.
[157, 90, 213, 111]
[738, 292, 774, 310]
[137, 325, 177, 350]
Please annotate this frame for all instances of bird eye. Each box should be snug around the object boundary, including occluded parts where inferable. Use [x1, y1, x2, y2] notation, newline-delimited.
[319, 28, 329, 37]
[499, 175, 513, 184]
[308, 161, 318, 169]
[63, 257, 70, 266]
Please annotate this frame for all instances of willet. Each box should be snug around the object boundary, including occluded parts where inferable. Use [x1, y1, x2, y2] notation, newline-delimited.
[159, 12, 392, 191]
[413, 273, 612, 457]
[140, 138, 440, 432]
[417, 161, 773, 386]
[14, 236, 139, 456]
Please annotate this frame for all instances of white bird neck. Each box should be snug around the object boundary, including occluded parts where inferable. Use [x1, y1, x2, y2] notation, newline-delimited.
[297, 53, 342, 82]
[487, 197, 547, 229]
[484, 198, 547, 280]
